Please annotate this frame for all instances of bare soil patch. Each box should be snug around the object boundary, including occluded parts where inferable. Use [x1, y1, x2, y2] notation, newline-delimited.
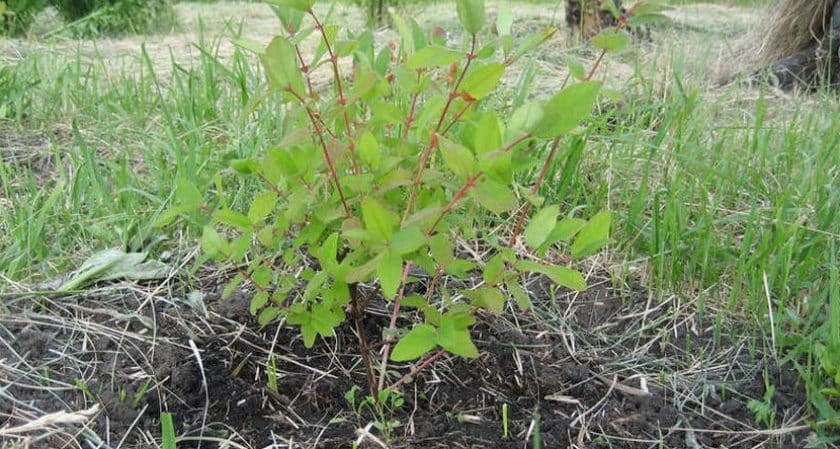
[0, 269, 812, 449]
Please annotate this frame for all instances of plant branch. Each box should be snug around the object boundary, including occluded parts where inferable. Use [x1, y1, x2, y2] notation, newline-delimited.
[349, 283, 378, 399]
[508, 136, 562, 246]
[376, 262, 414, 393]
[309, 9, 361, 174]
[402, 34, 478, 223]
[289, 88, 352, 217]
[387, 349, 446, 391]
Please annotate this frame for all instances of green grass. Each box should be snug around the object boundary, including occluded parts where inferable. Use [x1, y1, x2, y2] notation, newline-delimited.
[0, 0, 837, 429]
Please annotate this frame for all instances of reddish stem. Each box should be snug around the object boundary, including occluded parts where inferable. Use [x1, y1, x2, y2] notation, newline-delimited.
[289, 88, 352, 217]
[376, 262, 414, 393]
[508, 136, 562, 246]
[402, 34, 478, 223]
[309, 9, 361, 174]
[387, 349, 446, 391]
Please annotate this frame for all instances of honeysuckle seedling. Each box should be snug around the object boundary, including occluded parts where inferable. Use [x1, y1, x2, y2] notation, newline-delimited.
[161, 0, 662, 400]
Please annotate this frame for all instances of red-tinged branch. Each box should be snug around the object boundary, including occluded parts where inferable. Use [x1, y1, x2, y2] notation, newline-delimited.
[387, 349, 446, 391]
[289, 88, 352, 217]
[440, 100, 474, 136]
[508, 136, 562, 246]
[376, 262, 414, 393]
[309, 9, 360, 174]
[292, 40, 316, 99]
[426, 133, 532, 235]
[403, 70, 423, 139]
[402, 35, 478, 223]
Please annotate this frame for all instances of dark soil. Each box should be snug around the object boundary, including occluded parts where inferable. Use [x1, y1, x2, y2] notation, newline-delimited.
[0, 271, 816, 449]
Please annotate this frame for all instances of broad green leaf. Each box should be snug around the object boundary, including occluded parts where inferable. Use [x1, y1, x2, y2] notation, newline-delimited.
[455, 0, 485, 35]
[429, 233, 455, 267]
[257, 307, 281, 327]
[459, 63, 504, 100]
[248, 191, 278, 223]
[533, 81, 602, 138]
[524, 205, 559, 248]
[515, 260, 587, 291]
[438, 137, 476, 179]
[300, 322, 317, 347]
[261, 36, 306, 97]
[201, 226, 224, 257]
[214, 209, 253, 229]
[571, 211, 611, 258]
[378, 249, 403, 300]
[508, 101, 544, 137]
[346, 253, 381, 283]
[362, 198, 397, 242]
[391, 227, 427, 255]
[407, 46, 462, 69]
[251, 264, 273, 289]
[472, 179, 516, 214]
[563, 56, 586, 81]
[222, 273, 245, 300]
[250, 291, 269, 315]
[477, 150, 512, 184]
[465, 286, 505, 315]
[358, 132, 381, 170]
[437, 317, 478, 358]
[392, 324, 438, 361]
[264, 0, 313, 12]
[545, 218, 586, 245]
[474, 113, 501, 154]
[230, 158, 260, 174]
[483, 254, 505, 285]
[591, 30, 630, 53]
[506, 280, 532, 311]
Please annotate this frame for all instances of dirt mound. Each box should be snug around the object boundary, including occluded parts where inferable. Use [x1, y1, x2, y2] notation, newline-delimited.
[0, 269, 813, 449]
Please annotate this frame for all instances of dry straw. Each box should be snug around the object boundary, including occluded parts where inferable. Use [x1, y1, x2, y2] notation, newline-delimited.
[722, 0, 836, 81]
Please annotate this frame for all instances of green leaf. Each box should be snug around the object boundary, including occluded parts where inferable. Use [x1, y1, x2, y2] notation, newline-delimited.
[361, 198, 397, 242]
[251, 263, 273, 289]
[231, 37, 265, 55]
[57, 249, 170, 292]
[524, 205, 559, 248]
[533, 81, 602, 138]
[508, 101, 544, 137]
[472, 179, 516, 214]
[258, 307, 281, 327]
[437, 315, 478, 358]
[248, 191, 278, 223]
[161, 413, 176, 449]
[438, 136, 476, 179]
[483, 254, 505, 285]
[571, 211, 611, 258]
[545, 218, 586, 245]
[563, 56, 586, 81]
[591, 30, 630, 53]
[358, 132, 381, 170]
[222, 273, 245, 300]
[264, 0, 313, 12]
[465, 286, 505, 315]
[474, 113, 501, 154]
[455, 0, 485, 35]
[176, 178, 202, 209]
[506, 280, 532, 311]
[214, 209, 253, 230]
[515, 260, 587, 291]
[429, 233, 455, 267]
[392, 324, 438, 361]
[391, 227, 427, 255]
[478, 150, 512, 184]
[200, 226, 225, 257]
[250, 291, 270, 315]
[407, 46, 462, 70]
[261, 36, 306, 97]
[459, 63, 504, 100]
[378, 249, 403, 300]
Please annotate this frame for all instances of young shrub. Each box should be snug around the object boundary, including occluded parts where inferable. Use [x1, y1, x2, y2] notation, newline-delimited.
[166, 0, 657, 399]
